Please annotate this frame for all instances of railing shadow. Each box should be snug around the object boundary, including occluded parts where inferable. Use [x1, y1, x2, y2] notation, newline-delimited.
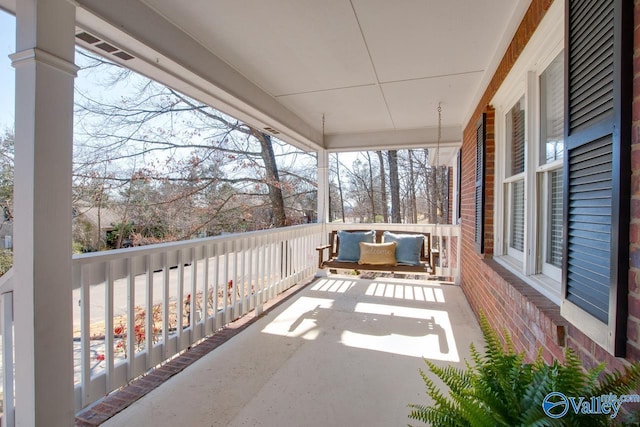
[262, 275, 466, 363]
[288, 304, 449, 354]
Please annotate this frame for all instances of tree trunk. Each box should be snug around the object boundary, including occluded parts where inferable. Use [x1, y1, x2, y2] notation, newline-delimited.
[376, 151, 388, 223]
[254, 130, 286, 227]
[95, 166, 108, 251]
[388, 150, 401, 223]
[408, 149, 417, 223]
[366, 152, 376, 221]
[96, 196, 102, 250]
[431, 164, 438, 223]
[335, 154, 346, 222]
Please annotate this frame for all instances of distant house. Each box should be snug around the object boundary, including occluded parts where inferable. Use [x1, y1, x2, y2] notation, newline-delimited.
[72, 202, 122, 251]
[0, 217, 12, 249]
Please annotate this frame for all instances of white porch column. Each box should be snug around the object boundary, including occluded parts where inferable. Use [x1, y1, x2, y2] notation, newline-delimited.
[317, 149, 330, 225]
[11, 0, 77, 425]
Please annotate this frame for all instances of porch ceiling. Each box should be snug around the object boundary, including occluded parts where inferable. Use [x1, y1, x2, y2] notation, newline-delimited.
[3, 0, 530, 155]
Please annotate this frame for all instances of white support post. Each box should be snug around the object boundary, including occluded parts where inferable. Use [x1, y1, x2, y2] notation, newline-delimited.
[317, 148, 330, 226]
[524, 70, 538, 276]
[452, 150, 460, 225]
[11, 0, 77, 425]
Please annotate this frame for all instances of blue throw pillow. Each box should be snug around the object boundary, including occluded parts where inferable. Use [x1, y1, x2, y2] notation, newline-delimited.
[336, 230, 375, 262]
[382, 231, 424, 266]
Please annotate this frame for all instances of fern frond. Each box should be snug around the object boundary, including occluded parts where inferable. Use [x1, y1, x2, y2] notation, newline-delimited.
[424, 360, 473, 395]
[469, 342, 483, 368]
[409, 362, 472, 427]
[408, 379, 469, 427]
[408, 402, 468, 427]
[550, 349, 592, 396]
[453, 392, 500, 427]
[502, 325, 516, 355]
[478, 313, 507, 362]
[520, 365, 559, 426]
[582, 362, 606, 396]
[592, 361, 640, 398]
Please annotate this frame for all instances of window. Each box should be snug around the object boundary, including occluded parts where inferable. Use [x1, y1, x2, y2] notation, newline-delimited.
[540, 53, 564, 165]
[538, 52, 564, 281]
[505, 97, 525, 260]
[547, 170, 562, 267]
[491, 0, 565, 303]
[510, 179, 525, 252]
[499, 78, 561, 273]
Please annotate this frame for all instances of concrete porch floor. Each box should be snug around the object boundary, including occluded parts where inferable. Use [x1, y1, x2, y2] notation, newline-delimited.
[99, 275, 484, 427]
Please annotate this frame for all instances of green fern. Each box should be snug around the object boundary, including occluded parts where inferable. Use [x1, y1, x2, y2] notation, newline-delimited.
[408, 313, 640, 427]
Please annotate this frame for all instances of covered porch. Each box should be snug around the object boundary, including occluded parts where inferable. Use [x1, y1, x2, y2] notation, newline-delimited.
[1, 221, 463, 425]
[0, 0, 535, 425]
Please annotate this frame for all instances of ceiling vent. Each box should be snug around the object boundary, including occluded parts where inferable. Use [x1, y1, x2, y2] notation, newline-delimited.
[75, 31, 135, 61]
[264, 126, 280, 135]
[113, 51, 135, 61]
[95, 42, 117, 53]
[76, 32, 100, 44]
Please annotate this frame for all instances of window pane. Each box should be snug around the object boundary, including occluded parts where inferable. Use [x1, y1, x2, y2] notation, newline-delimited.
[547, 170, 563, 267]
[510, 180, 525, 252]
[540, 52, 564, 164]
[507, 97, 526, 176]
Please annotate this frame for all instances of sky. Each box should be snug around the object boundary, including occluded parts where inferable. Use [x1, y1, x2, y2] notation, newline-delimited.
[0, 10, 15, 131]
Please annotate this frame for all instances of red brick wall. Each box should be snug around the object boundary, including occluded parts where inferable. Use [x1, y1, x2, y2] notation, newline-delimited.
[627, 0, 640, 362]
[459, 0, 639, 373]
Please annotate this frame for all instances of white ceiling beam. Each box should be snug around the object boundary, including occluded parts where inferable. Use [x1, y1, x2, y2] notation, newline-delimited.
[324, 125, 461, 152]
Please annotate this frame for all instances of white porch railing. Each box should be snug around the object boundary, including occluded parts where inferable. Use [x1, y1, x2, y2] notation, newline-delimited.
[0, 270, 14, 427]
[0, 221, 461, 423]
[72, 223, 323, 411]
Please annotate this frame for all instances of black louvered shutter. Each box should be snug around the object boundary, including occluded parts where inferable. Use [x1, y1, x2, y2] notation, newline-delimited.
[474, 114, 486, 253]
[563, 0, 631, 355]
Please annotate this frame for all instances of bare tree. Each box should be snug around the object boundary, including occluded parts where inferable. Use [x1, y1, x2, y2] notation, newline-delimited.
[388, 150, 401, 223]
[72, 49, 316, 249]
[376, 150, 388, 223]
[253, 130, 286, 227]
[407, 149, 418, 223]
[0, 129, 14, 224]
[342, 154, 383, 222]
[333, 153, 346, 222]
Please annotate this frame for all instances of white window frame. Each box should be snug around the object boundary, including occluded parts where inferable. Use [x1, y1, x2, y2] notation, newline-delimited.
[537, 49, 564, 283]
[537, 160, 563, 282]
[503, 94, 527, 263]
[491, 0, 564, 304]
